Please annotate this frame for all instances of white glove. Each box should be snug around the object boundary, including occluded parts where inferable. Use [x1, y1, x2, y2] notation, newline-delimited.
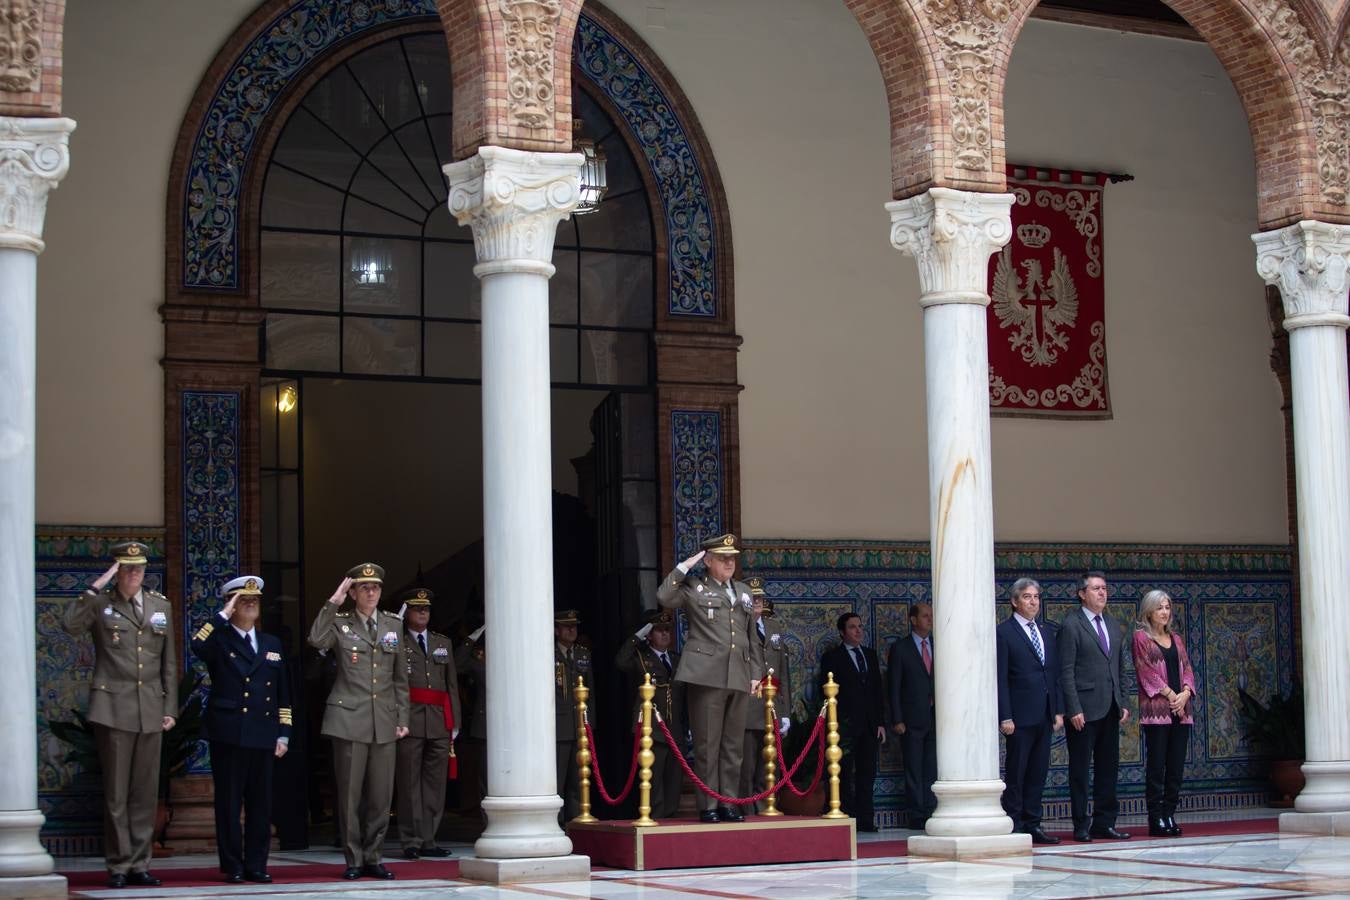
[636, 622, 654, 640]
[453, 727, 460, 740]
[397, 603, 407, 619]
[468, 624, 486, 642]
[780, 717, 791, 734]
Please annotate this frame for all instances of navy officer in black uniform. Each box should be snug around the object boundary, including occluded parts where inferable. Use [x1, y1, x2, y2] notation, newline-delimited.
[191, 575, 292, 884]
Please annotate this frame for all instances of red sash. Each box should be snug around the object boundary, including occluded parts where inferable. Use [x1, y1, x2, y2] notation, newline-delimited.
[409, 687, 458, 779]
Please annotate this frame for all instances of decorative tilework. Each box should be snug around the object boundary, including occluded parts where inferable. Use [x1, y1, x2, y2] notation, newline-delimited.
[183, 1, 719, 320]
[670, 410, 722, 561]
[35, 527, 166, 847]
[575, 16, 717, 317]
[743, 540, 1293, 816]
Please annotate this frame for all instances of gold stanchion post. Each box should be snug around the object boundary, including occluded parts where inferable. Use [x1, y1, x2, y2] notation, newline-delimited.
[822, 672, 846, 819]
[633, 674, 657, 826]
[762, 667, 782, 815]
[572, 675, 597, 824]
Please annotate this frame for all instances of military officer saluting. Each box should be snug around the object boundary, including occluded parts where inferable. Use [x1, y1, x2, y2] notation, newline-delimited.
[741, 577, 793, 813]
[63, 540, 176, 889]
[395, 587, 460, 859]
[614, 609, 686, 819]
[554, 609, 591, 821]
[658, 534, 764, 823]
[308, 564, 409, 881]
[190, 576, 291, 884]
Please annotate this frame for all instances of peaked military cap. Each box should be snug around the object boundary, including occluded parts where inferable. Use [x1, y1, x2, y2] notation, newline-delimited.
[110, 540, 149, 565]
[701, 533, 740, 555]
[760, 598, 777, 618]
[220, 575, 265, 597]
[346, 562, 385, 584]
[555, 609, 581, 626]
[397, 587, 434, 606]
[747, 576, 766, 596]
[644, 608, 675, 629]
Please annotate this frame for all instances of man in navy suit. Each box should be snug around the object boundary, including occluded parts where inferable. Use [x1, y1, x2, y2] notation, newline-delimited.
[191, 576, 292, 883]
[1060, 570, 1131, 842]
[819, 612, 886, 830]
[887, 602, 936, 828]
[996, 579, 1063, 844]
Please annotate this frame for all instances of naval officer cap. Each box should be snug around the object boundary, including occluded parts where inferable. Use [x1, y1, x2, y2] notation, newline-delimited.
[345, 562, 385, 584]
[396, 587, 434, 607]
[220, 575, 265, 598]
[110, 540, 149, 565]
[700, 533, 740, 556]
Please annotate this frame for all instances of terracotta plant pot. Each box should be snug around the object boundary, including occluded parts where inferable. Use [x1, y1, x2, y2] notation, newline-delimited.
[1269, 758, 1306, 807]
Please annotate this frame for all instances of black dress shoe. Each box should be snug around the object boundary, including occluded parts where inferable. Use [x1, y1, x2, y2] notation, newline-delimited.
[418, 845, 450, 857]
[244, 871, 273, 883]
[719, 805, 744, 823]
[107, 873, 127, 889]
[126, 872, 162, 886]
[341, 866, 363, 880]
[1166, 816, 1182, 836]
[223, 871, 244, 884]
[362, 864, 396, 879]
[1148, 817, 1170, 837]
[1028, 827, 1061, 845]
[698, 809, 720, 823]
[402, 846, 421, 859]
[1089, 826, 1132, 840]
[1073, 829, 1093, 842]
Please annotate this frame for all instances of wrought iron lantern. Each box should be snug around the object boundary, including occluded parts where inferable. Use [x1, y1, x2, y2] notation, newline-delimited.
[573, 118, 608, 215]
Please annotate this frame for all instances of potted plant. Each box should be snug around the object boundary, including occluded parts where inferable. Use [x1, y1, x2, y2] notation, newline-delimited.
[1237, 682, 1305, 806]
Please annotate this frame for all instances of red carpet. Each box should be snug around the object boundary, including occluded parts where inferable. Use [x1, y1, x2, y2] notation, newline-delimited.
[63, 859, 460, 890]
[857, 817, 1279, 859]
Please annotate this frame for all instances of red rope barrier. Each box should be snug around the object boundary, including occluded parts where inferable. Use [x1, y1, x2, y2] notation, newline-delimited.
[656, 713, 826, 805]
[583, 718, 643, 805]
[773, 715, 826, 797]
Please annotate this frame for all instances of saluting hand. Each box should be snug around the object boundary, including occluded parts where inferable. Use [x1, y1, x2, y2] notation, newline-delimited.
[92, 562, 119, 591]
[274, 740, 288, 759]
[162, 716, 176, 731]
[221, 591, 241, 619]
[328, 577, 353, 605]
[679, 550, 706, 570]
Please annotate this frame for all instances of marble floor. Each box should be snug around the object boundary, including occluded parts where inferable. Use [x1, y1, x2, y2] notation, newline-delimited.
[58, 813, 1350, 899]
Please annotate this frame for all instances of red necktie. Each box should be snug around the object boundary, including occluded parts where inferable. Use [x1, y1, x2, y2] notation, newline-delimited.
[921, 638, 932, 674]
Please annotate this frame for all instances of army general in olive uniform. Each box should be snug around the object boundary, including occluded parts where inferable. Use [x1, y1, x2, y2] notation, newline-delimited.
[657, 534, 764, 823]
[614, 609, 685, 819]
[394, 588, 460, 859]
[554, 609, 591, 821]
[308, 564, 409, 880]
[63, 541, 177, 889]
[741, 578, 793, 813]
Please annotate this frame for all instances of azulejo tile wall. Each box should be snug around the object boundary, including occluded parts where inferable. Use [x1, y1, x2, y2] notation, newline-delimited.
[740, 541, 1293, 827]
[36, 527, 166, 854]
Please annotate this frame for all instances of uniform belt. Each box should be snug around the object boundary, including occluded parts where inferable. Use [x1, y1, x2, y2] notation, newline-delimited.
[408, 687, 458, 778]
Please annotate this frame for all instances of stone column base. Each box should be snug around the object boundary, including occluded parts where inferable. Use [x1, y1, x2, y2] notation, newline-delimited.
[0, 875, 66, 898]
[1280, 811, 1350, 835]
[459, 853, 590, 883]
[908, 832, 1031, 860]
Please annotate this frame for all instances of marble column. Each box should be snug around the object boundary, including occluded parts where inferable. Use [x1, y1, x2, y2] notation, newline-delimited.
[887, 187, 1028, 858]
[0, 116, 73, 896]
[443, 146, 590, 881]
[1253, 221, 1350, 834]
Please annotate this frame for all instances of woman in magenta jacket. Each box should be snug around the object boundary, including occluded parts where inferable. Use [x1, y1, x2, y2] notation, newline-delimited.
[1131, 589, 1196, 837]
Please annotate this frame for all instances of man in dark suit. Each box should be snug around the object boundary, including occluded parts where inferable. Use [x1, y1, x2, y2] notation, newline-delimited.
[819, 612, 885, 830]
[887, 602, 936, 828]
[1059, 570, 1131, 842]
[191, 575, 292, 884]
[996, 578, 1062, 844]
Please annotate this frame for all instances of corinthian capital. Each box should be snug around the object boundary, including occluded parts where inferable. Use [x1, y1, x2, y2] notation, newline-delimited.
[886, 188, 1014, 307]
[1253, 220, 1350, 330]
[443, 146, 583, 275]
[0, 117, 75, 253]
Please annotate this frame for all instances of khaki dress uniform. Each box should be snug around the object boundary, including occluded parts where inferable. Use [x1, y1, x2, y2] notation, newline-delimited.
[453, 635, 487, 817]
[614, 617, 686, 819]
[395, 588, 462, 855]
[62, 541, 177, 879]
[554, 610, 590, 822]
[307, 564, 409, 869]
[657, 534, 764, 817]
[741, 586, 792, 813]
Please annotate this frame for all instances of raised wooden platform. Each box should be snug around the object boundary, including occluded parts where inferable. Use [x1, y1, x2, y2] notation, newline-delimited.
[566, 815, 856, 871]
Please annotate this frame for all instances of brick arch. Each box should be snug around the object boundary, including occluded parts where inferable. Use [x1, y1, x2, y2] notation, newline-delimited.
[994, 0, 1323, 228]
[437, 0, 587, 158]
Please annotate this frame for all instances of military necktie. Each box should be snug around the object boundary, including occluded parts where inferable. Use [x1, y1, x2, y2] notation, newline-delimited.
[418, 632, 427, 656]
[368, 617, 377, 643]
[659, 652, 672, 676]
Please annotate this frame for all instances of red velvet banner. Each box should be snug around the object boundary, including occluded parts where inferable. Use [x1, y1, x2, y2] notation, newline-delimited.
[986, 167, 1111, 418]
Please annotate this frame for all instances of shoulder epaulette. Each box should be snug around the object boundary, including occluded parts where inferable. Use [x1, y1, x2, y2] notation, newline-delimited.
[335, 612, 351, 618]
[429, 630, 448, 640]
[146, 590, 167, 600]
